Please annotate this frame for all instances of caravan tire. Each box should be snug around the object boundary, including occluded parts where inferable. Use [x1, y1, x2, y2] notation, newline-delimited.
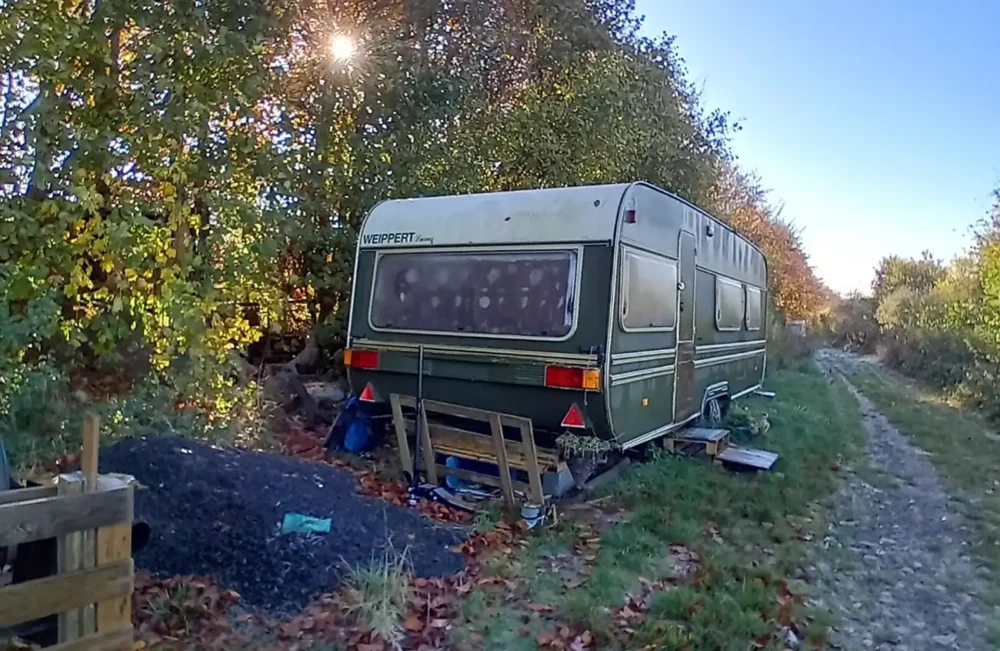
[703, 397, 728, 426]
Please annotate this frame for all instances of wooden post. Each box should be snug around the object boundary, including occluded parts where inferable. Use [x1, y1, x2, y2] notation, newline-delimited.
[96, 476, 133, 643]
[59, 412, 101, 642]
[518, 420, 544, 505]
[57, 474, 84, 642]
[417, 400, 438, 484]
[488, 413, 515, 507]
[389, 394, 413, 477]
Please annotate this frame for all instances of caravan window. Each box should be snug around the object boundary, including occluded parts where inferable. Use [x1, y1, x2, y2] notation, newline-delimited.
[369, 249, 578, 338]
[715, 277, 745, 331]
[745, 286, 763, 331]
[620, 249, 677, 330]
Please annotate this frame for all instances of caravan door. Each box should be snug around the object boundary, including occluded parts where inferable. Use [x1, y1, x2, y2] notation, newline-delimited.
[673, 231, 697, 420]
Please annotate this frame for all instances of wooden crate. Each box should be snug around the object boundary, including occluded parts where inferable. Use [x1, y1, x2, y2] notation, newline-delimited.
[664, 427, 731, 457]
[0, 414, 135, 650]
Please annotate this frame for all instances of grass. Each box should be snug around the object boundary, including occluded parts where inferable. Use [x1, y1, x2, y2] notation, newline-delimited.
[848, 366, 1000, 636]
[344, 544, 413, 651]
[451, 359, 867, 650]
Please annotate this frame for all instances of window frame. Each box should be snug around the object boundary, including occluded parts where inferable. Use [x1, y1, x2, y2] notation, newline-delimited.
[745, 285, 763, 331]
[618, 246, 679, 333]
[366, 244, 584, 342]
[715, 276, 745, 332]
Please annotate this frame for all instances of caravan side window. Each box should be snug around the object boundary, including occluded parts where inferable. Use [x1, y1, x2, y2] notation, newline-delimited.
[715, 276, 744, 331]
[620, 249, 677, 331]
[745, 286, 763, 331]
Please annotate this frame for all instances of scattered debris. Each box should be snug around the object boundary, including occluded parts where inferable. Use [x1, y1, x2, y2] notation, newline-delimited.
[280, 512, 332, 535]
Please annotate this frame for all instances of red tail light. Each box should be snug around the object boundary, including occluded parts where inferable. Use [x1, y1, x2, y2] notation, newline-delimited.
[561, 404, 587, 429]
[359, 383, 377, 402]
[544, 365, 601, 391]
[344, 348, 379, 370]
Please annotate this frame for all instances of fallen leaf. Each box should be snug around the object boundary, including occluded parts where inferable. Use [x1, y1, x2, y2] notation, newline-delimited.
[537, 631, 557, 646]
[528, 603, 554, 613]
[404, 615, 424, 632]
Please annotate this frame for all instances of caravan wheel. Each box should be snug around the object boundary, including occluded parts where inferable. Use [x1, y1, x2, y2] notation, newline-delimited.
[703, 397, 729, 426]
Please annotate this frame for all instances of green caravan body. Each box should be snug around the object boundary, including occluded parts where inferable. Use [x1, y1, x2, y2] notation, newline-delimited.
[345, 182, 767, 449]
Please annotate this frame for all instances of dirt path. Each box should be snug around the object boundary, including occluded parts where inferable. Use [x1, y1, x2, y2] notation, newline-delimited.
[811, 349, 991, 650]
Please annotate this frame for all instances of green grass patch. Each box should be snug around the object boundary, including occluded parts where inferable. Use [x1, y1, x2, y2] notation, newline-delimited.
[451, 360, 866, 649]
[849, 368, 1000, 592]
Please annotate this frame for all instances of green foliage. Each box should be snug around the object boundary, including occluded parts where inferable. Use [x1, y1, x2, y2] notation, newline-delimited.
[872, 251, 944, 306]
[830, 190, 1000, 422]
[0, 0, 828, 463]
[829, 292, 879, 353]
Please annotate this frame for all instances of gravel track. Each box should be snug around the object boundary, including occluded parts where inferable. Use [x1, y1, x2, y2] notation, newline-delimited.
[811, 350, 992, 650]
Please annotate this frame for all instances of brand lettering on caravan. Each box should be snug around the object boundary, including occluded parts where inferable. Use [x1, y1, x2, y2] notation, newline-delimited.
[361, 231, 433, 246]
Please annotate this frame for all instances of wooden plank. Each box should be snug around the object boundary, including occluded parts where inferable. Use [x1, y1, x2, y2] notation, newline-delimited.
[488, 413, 515, 507]
[96, 523, 132, 635]
[677, 428, 729, 442]
[48, 625, 133, 651]
[433, 464, 532, 496]
[519, 421, 544, 504]
[400, 395, 531, 430]
[0, 559, 133, 628]
[0, 485, 133, 548]
[82, 412, 100, 484]
[80, 414, 101, 638]
[389, 394, 413, 476]
[0, 484, 57, 506]
[404, 421, 560, 469]
[417, 401, 438, 484]
[57, 475, 85, 642]
[716, 446, 778, 470]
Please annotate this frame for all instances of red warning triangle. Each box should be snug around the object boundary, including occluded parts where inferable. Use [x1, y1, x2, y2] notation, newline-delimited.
[561, 404, 587, 429]
[359, 383, 376, 402]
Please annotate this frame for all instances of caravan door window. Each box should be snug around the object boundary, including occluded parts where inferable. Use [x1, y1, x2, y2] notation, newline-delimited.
[620, 249, 677, 331]
[370, 249, 578, 338]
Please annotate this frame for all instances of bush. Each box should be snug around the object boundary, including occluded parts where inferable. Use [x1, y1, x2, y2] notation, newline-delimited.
[766, 313, 815, 373]
[878, 326, 1000, 422]
[0, 356, 271, 473]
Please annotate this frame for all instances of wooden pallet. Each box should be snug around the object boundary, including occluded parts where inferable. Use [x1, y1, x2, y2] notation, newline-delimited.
[1, 413, 136, 650]
[390, 395, 558, 507]
[664, 427, 731, 457]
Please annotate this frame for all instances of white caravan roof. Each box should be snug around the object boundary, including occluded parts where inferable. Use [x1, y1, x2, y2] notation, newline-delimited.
[359, 184, 631, 249]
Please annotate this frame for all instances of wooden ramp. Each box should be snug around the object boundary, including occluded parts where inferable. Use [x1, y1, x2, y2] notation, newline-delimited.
[389, 395, 561, 507]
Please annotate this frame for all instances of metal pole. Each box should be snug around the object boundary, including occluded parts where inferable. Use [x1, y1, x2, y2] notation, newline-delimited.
[408, 344, 425, 506]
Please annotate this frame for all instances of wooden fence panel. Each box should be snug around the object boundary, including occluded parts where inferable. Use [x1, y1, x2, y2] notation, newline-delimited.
[0, 559, 133, 628]
[0, 486, 133, 548]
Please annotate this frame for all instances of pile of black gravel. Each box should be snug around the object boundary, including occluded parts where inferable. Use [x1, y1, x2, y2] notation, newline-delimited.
[99, 436, 466, 614]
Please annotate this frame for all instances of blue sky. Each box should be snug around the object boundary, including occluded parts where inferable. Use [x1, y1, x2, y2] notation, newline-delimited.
[636, 0, 1000, 294]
